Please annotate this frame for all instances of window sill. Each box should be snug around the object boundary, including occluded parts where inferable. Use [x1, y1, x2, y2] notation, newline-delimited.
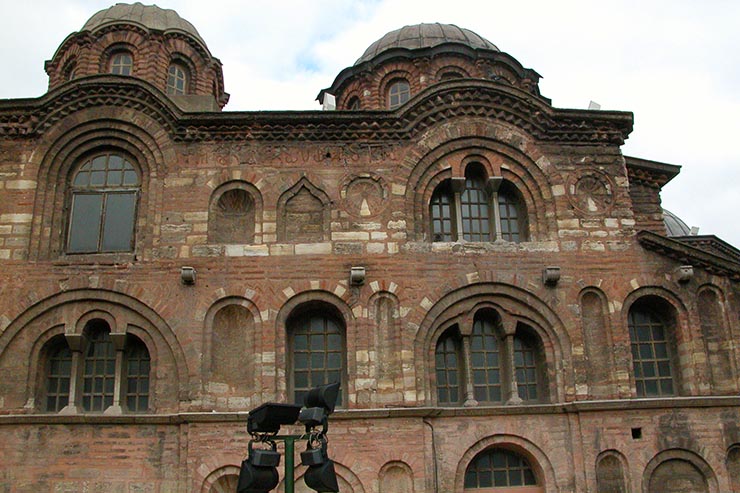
[54, 252, 137, 266]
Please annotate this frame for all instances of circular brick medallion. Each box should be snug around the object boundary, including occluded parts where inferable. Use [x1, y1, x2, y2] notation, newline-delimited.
[342, 175, 387, 218]
[568, 172, 613, 215]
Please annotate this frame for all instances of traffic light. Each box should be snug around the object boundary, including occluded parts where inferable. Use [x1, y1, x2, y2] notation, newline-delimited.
[299, 382, 340, 492]
[237, 440, 281, 493]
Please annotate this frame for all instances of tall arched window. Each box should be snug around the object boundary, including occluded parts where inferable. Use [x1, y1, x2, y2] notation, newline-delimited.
[434, 313, 546, 406]
[67, 153, 140, 253]
[82, 325, 116, 412]
[45, 337, 73, 412]
[289, 308, 345, 405]
[435, 327, 462, 405]
[109, 51, 133, 75]
[628, 297, 677, 397]
[166, 63, 188, 95]
[388, 79, 410, 109]
[430, 169, 527, 243]
[470, 317, 502, 403]
[464, 448, 542, 491]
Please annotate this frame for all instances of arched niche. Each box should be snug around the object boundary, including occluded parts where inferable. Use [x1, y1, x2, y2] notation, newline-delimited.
[277, 177, 331, 242]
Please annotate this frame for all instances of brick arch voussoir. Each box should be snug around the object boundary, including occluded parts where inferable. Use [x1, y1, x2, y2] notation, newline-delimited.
[199, 464, 240, 493]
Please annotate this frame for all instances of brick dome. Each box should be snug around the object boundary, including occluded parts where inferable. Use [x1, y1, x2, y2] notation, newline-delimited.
[355, 23, 499, 65]
[82, 2, 207, 49]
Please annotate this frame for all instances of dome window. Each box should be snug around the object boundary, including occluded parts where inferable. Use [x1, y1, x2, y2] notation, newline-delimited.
[109, 51, 133, 76]
[347, 96, 361, 110]
[387, 79, 410, 109]
[167, 63, 188, 95]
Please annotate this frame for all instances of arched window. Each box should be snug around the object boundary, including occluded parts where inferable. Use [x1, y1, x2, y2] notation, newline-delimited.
[435, 327, 462, 405]
[628, 297, 677, 397]
[440, 71, 463, 80]
[434, 313, 546, 406]
[124, 337, 151, 412]
[166, 63, 188, 95]
[109, 51, 133, 75]
[67, 153, 140, 253]
[470, 317, 502, 403]
[81, 325, 116, 412]
[346, 96, 361, 110]
[464, 448, 542, 491]
[62, 60, 77, 81]
[43, 320, 151, 413]
[45, 337, 72, 412]
[514, 331, 541, 401]
[388, 79, 410, 109]
[430, 168, 527, 243]
[288, 308, 345, 405]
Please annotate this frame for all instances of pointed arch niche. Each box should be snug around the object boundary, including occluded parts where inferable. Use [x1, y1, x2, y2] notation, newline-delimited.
[277, 177, 331, 242]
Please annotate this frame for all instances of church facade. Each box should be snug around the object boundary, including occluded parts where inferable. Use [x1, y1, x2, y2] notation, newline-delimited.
[0, 3, 739, 492]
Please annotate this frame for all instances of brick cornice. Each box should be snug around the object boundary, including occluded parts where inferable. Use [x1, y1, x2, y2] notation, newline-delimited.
[1, 396, 738, 425]
[0, 78, 633, 145]
[638, 230, 740, 280]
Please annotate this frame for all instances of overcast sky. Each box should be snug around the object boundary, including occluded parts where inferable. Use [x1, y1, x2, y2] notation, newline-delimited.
[1, 0, 739, 246]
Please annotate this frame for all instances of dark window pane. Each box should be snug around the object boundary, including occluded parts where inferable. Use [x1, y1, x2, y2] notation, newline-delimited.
[102, 193, 136, 251]
[435, 329, 461, 405]
[68, 194, 103, 252]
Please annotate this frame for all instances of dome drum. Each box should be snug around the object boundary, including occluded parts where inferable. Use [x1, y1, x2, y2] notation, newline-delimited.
[319, 23, 542, 111]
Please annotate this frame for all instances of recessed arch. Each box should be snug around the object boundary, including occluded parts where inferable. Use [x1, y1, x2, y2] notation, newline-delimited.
[28, 108, 172, 260]
[202, 296, 262, 400]
[0, 288, 188, 412]
[406, 135, 555, 242]
[208, 180, 263, 244]
[642, 449, 718, 493]
[415, 282, 570, 404]
[596, 450, 630, 493]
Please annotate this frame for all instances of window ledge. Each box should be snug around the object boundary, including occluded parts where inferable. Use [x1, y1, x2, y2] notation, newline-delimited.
[54, 252, 136, 266]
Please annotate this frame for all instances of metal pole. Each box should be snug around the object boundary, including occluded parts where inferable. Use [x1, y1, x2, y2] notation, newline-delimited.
[284, 436, 295, 493]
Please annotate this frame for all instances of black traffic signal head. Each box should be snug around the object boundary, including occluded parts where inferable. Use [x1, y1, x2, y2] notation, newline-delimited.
[303, 382, 340, 414]
[247, 402, 302, 434]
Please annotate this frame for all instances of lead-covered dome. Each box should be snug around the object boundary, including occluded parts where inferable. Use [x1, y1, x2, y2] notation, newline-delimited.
[82, 2, 207, 49]
[356, 23, 499, 65]
[45, 2, 228, 110]
[319, 22, 541, 111]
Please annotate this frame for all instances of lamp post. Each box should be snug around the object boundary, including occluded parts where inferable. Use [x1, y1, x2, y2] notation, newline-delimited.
[237, 383, 340, 493]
